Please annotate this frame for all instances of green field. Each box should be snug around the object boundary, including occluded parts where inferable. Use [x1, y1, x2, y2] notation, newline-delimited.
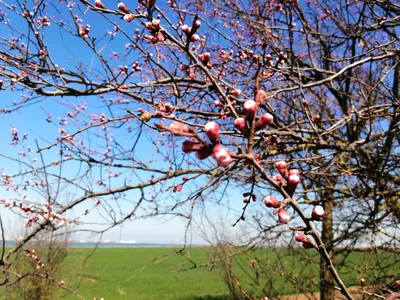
[2, 246, 399, 299]
[60, 247, 229, 300]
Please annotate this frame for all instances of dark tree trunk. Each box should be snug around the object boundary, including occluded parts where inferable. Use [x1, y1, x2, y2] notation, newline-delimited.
[320, 198, 335, 300]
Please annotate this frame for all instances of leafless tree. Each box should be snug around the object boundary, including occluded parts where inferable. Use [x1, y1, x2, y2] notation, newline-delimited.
[0, 0, 399, 299]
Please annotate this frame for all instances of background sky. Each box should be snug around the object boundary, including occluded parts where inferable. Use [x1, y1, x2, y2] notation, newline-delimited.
[0, 0, 304, 246]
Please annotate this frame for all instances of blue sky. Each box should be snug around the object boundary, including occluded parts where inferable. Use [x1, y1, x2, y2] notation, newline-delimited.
[0, 0, 320, 245]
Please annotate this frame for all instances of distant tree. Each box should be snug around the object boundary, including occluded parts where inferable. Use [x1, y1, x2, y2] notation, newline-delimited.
[5, 232, 71, 300]
[0, 0, 399, 299]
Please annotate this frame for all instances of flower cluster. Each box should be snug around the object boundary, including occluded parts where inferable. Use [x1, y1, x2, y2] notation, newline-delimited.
[145, 19, 164, 44]
[0, 200, 69, 227]
[25, 250, 45, 269]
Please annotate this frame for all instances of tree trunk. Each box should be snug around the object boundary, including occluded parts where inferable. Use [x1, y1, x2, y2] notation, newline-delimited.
[320, 199, 335, 300]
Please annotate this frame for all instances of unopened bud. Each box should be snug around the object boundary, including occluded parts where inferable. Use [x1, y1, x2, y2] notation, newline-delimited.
[257, 113, 273, 128]
[123, 14, 135, 22]
[278, 209, 291, 224]
[311, 205, 324, 221]
[275, 160, 288, 177]
[234, 117, 248, 135]
[243, 100, 257, 118]
[272, 173, 283, 182]
[152, 19, 160, 29]
[212, 144, 233, 167]
[263, 196, 280, 208]
[288, 169, 300, 176]
[255, 89, 267, 103]
[232, 89, 241, 96]
[214, 100, 223, 107]
[181, 24, 190, 34]
[117, 2, 130, 13]
[360, 279, 365, 287]
[275, 160, 287, 170]
[295, 232, 309, 243]
[193, 20, 201, 30]
[95, 0, 105, 9]
[204, 121, 220, 143]
[190, 34, 200, 42]
[169, 122, 189, 134]
[287, 174, 300, 191]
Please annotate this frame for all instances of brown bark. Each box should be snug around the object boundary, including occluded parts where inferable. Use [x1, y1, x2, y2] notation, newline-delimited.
[320, 198, 335, 300]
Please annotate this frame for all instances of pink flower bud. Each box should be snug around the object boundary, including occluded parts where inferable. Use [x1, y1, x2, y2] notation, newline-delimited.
[173, 185, 183, 192]
[117, 2, 130, 13]
[169, 122, 189, 134]
[157, 31, 165, 42]
[193, 20, 201, 30]
[204, 121, 220, 143]
[243, 100, 257, 118]
[212, 144, 233, 167]
[275, 161, 288, 177]
[123, 14, 135, 22]
[255, 89, 267, 103]
[145, 22, 153, 30]
[181, 24, 190, 34]
[311, 205, 324, 221]
[288, 169, 300, 176]
[234, 117, 248, 135]
[214, 100, 223, 107]
[257, 113, 273, 128]
[263, 196, 280, 208]
[360, 279, 365, 287]
[278, 209, 291, 224]
[272, 173, 283, 182]
[190, 34, 200, 42]
[180, 64, 189, 71]
[275, 160, 287, 170]
[287, 174, 300, 191]
[232, 89, 241, 96]
[94, 0, 105, 9]
[199, 52, 210, 64]
[152, 19, 160, 29]
[295, 232, 309, 243]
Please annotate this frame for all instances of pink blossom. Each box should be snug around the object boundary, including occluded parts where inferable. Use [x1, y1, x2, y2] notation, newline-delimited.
[263, 195, 280, 208]
[295, 232, 309, 243]
[243, 100, 257, 118]
[212, 144, 233, 167]
[287, 174, 300, 191]
[278, 209, 291, 224]
[94, 0, 105, 9]
[312, 205, 325, 221]
[255, 89, 267, 103]
[204, 121, 220, 143]
[234, 117, 248, 135]
[123, 14, 135, 22]
[169, 122, 189, 134]
[117, 2, 130, 13]
[257, 113, 273, 128]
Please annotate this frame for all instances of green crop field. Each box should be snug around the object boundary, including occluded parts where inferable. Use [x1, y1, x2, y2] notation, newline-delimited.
[1, 246, 398, 299]
[59, 247, 228, 300]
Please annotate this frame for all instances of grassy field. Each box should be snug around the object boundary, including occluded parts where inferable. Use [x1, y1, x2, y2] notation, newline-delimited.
[2, 246, 399, 299]
[59, 247, 229, 300]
